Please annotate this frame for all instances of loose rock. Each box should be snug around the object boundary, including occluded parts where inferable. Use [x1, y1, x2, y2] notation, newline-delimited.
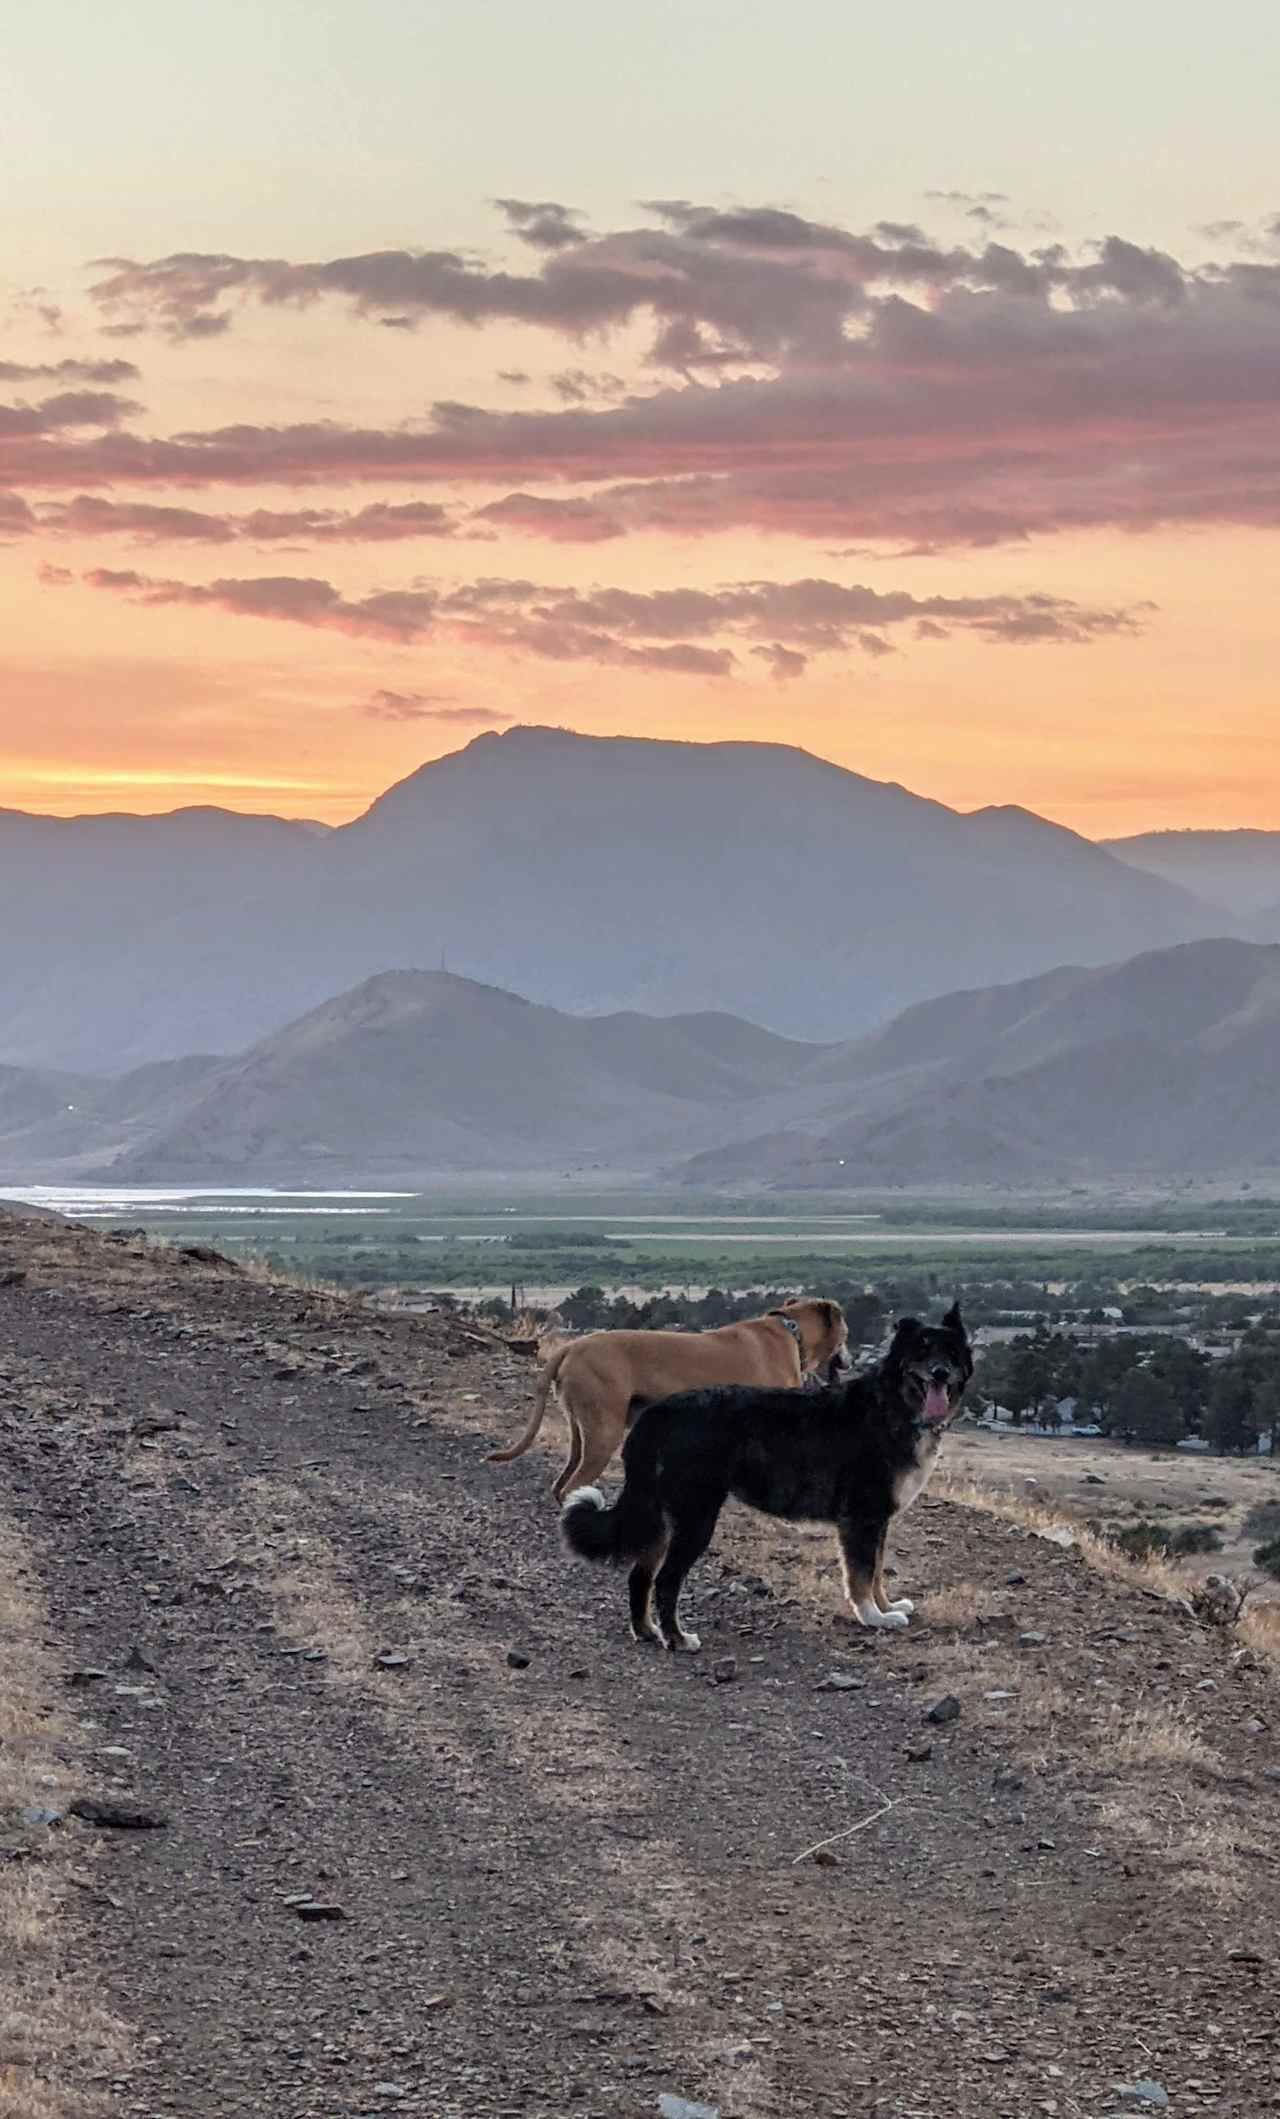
[68, 1797, 167, 1830]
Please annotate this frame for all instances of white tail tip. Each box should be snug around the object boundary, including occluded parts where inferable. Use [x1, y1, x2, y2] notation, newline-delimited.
[563, 1485, 606, 1513]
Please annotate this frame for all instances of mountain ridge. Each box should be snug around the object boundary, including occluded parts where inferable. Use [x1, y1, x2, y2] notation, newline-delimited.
[0, 726, 1238, 1072]
[4, 939, 1280, 1187]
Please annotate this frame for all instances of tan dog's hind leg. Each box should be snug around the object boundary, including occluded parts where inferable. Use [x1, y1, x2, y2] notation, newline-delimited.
[552, 1414, 586, 1503]
[570, 1427, 621, 1497]
[560, 1383, 627, 1499]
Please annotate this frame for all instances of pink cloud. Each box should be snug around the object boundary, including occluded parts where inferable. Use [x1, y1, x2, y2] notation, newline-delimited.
[76, 563, 1138, 670]
[22, 493, 460, 545]
[0, 205, 1272, 555]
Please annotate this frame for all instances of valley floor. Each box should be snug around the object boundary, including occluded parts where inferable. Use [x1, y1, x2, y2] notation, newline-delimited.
[2, 1216, 1279, 2118]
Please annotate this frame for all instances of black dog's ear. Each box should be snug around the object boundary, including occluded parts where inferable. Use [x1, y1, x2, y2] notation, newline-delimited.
[942, 1300, 964, 1336]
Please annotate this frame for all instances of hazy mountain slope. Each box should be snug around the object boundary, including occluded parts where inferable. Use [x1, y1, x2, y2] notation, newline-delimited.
[105, 971, 829, 1180]
[0, 805, 329, 1071]
[1105, 828, 1280, 922]
[676, 938, 1280, 1186]
[0, 1054, 226, 1178]
[0, 729, 1235, 1070]
[8, 939, 1279, 1187]
[1247, 895, 1280, 944]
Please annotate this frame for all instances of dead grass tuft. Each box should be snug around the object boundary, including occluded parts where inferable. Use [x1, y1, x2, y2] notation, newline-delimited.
[1102, 1698, 1219, 1772]
[1095, 1794, 1245, 1907]
[916, 1581, 991, 1629]
[1239, 1597, 1280, 1670]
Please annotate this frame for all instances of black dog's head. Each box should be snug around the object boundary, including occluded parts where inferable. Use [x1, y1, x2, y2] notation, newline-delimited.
[884, 1302, 973, 1427]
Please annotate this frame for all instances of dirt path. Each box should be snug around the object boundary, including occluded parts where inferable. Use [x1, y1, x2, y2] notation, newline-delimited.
[3, 1218, 1279, 2118]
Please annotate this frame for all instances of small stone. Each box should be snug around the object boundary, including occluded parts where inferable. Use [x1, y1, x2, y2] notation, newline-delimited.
[816, 1671, 863, 1692]
[374, 1651, 411, 1670]
[904, 1741, 933, 1763]
[506, 1649, 531, 1670]
[68, 1797, 166, 1830]
[292, 1901, 346, 1921]
[926, 1694, 961, 1725]
[1113, 2081, 1169, 2108]
[67, 1669, 110, 1687]
[658, 2098, 720, 2119]
[811, 1848, 840, 1867]
[372, 2085, 408, 2098]
[712, 1658, 738, 1684]
[1018, 1632, 1049, 1647]
[1005, 1570, 1027, 1585]
[22, 1805, 65, 1826]
[1244, 1717, 1267, 1736]
[1083, 1472, 1106, 1485]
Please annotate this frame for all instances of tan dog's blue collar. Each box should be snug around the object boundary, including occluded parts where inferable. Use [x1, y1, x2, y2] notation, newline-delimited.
[768, 1310, 804, 1348]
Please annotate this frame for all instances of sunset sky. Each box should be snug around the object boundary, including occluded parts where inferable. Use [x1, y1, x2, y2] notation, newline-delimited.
[5, 0, 1280, 834]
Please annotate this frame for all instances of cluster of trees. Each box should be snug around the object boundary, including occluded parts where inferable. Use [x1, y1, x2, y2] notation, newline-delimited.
[515, 1281, 890, 1345]
[974, 1319, 1280, 1453]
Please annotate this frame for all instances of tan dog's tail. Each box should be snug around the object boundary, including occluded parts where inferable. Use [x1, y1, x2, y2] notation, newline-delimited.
[486, 1340, 572, 1464]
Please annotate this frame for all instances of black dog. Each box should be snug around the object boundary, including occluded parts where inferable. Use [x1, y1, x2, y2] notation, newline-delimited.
[561, 1305, 972, 1651]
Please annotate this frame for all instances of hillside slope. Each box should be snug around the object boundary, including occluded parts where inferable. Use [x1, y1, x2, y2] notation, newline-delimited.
[103, 969, 823, 1179]
[679, 936, 1280, 1185]
[1, 1215, 1276, 2116]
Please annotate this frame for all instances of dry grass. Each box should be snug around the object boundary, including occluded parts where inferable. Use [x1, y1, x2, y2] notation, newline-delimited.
[0, 1515, 129, 2114]
[1095, 1794, 1247, 1907]
[915, 1581, 992, 1629]
[935, 1464, 1188, 1601]
[1102, 1698, 1219, 1772]
[1240, 1597, 1280, 1670]
[938, 1460, 1280, 1689]
[240, 1253, 337, 1297]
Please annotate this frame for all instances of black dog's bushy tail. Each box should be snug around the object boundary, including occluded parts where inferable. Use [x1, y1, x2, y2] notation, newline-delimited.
[561, 1465, 663, 1567]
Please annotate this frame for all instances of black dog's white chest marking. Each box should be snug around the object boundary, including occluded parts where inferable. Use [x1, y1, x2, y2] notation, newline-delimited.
[892, 1430, 942, 1514]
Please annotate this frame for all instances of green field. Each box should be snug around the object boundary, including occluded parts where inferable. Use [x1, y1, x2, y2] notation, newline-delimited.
[19, 1184, 1280, 1299]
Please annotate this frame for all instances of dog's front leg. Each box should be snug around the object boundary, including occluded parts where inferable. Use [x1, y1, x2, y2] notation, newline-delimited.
[838, 1516, 909, 1629]
[872, 1527, 914, 1618]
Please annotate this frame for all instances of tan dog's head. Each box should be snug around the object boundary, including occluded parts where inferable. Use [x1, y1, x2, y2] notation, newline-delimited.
[778, 1296, 849, 1376]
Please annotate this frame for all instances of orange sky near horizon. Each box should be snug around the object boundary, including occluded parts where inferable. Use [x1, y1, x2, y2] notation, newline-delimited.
[7, 496, 1276, 837]
[6, 5, 1280, 843]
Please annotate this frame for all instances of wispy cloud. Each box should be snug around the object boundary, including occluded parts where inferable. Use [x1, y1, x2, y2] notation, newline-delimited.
[0, 356, 140, 385]
[74, 563, 1140, 669]
[23, 494, 460, 545]
[361, 689, 507, 725]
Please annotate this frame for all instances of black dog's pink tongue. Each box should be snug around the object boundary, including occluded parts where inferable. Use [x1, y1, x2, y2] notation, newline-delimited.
[924, 1382, 951, 1423]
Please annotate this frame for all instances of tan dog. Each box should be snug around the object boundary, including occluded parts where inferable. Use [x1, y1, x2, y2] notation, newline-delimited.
[487, 1297, 848, 1501]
